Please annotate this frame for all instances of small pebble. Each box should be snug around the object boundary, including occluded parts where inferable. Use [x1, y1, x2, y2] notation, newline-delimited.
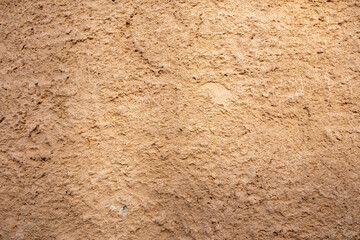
[119, 205, 128, 217]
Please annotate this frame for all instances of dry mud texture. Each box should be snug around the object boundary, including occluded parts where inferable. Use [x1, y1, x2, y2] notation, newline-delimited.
[1, 0, 360, 239]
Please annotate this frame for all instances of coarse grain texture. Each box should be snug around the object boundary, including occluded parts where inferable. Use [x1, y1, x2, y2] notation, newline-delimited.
[0, 0, 360, 239]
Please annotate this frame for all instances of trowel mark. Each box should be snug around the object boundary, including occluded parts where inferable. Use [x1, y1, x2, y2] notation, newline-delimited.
[199, 82, 234, 106]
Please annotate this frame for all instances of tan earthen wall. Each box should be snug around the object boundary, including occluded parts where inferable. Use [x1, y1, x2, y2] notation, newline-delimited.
[1, 0, 359, 239]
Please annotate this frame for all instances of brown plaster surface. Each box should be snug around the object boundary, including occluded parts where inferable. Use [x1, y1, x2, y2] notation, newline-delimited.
[0, 0, 359, 239]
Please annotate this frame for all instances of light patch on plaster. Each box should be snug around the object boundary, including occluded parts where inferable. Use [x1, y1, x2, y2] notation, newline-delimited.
[199, 82, 233, 106]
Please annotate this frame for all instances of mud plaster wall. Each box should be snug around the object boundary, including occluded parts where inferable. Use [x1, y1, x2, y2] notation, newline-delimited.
[0, 0, 360, 239]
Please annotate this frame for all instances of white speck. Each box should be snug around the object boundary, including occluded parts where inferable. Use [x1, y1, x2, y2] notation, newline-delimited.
[109, 205, 116, 211]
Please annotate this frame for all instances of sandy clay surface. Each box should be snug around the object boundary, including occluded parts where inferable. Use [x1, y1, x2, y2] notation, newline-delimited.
[1, 0, 360, 239]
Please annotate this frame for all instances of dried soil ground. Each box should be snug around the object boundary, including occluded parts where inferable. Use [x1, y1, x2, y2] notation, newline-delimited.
[0, 0, 360, 239]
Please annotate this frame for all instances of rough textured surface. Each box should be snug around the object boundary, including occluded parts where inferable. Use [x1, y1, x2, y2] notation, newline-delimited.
[1, 0, 360, 239]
